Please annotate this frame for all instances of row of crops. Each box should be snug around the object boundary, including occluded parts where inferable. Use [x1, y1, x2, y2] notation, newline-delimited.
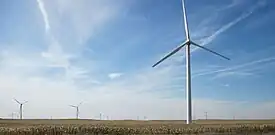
[0, 124, 275, 135]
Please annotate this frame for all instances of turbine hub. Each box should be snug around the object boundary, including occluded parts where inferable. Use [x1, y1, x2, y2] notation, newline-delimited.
[186, 40, 191, 45]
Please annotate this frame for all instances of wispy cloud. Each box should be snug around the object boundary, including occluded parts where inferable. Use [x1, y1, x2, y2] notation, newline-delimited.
[211, 71, 256, 80]
[161, 1, 271, 81]
[218, 0, 246, 11]
[192, 0, 266, 52]
[36, 0, 50, 32]
[54, 0, 128, 45]
[35, 0, 130, 79]
[193, 56, 275, 78]
[159, 1, 265, 66]
[36, 0, 89, 80]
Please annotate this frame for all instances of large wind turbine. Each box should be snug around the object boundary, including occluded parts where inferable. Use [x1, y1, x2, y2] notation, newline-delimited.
[152, 0, 230, 124]
[70, 102, 82, 119]
[14, 98, 28, 120]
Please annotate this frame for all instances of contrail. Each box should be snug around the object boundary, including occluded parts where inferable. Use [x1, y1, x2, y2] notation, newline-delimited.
[191, 0, 265, 53]
[193, 56, 275, 78]
[36, 0, 50, 33]
[36, 0, 70, 72]
[168, 1, 265, 64]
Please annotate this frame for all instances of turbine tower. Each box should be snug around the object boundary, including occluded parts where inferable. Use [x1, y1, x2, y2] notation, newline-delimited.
[14, 98, 28, 120]
[152, 0, 230, 124]
[70, 102, 82, 119]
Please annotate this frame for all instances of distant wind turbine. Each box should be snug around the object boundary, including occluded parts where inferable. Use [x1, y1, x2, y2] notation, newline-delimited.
[69, 102, 82, 119]
[9, 112, 18, 119]
[100, 113, 103, 120]
[204, 112, 208, 120]
[152, 0, 230, 124]
[13, 98, 28, 120]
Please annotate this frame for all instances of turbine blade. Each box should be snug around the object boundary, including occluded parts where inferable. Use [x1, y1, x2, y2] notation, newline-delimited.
[78, 102, 83, 106]
[152, 41, 188, 67]
[22, 101, 28, 104]
[13, 98, 20, 104]
[182, 0, 190, 40]
[69, 105, 77, 108]
[191, 41, 230, 60]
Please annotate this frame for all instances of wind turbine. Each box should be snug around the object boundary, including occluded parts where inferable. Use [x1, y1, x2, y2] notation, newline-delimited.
[69, 102, 82, 119]
[9, 112, 18, 119]
[13, 98, 28, 120]
[152, 0, 230, 124]
[100, 113, 103, 120]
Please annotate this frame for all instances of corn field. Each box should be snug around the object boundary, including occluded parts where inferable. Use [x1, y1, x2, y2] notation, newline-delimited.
[0, 124, 275, 135]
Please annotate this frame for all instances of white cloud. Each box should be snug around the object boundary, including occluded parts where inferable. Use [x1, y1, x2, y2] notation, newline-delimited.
[108, 73, 123, 80]
[224, 84, 230, 87]
[40, 41, 70, 69]
[34, 0, 130, 80]
[0, 50, 274, 120]
[49, 0, 127, 45]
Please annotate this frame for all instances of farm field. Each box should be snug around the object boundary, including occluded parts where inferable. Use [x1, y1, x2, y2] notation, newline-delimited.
[1, 119, 275, 127]
[1, 119, 275, 134]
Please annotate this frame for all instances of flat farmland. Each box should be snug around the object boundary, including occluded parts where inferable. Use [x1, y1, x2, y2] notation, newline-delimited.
[1, 119, 275, 127]
[1, 119, 275, 134]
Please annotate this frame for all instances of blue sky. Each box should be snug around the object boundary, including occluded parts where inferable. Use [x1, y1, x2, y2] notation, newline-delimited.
[0, 0, 275, 120]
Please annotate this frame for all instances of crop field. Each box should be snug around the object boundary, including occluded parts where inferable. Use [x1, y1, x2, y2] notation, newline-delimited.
[1, 119, 275, 135]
